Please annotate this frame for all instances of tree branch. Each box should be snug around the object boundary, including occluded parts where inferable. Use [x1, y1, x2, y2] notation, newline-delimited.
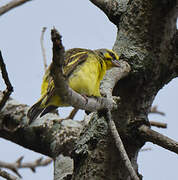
[149, 105, 165, 116]
[0, 157, 52, 178]
[40, 27, 48, 71]
[89, 0, 128, 25]
[100, 61, 131, 98]
[0, 169, 20, 180]
[139, 125, 178, 154]
[0, 91, 83, 157]
[150, 121, 167, 129]
[0, 0, 33, 16]
[106, 110, 140, 180]
[0, 51, 13, 111]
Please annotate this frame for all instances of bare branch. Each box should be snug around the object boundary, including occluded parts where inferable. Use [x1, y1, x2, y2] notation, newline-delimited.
[140, 147, 152, 152]
[40, 27, 48, 71]
[0, 51, 13, 111]
[150, 121, 167, 129]
[20, 157, 52, 172]
[149, 105, 165, 116]
[0, 0, 32, 16]
[139, 125, 178, 154]
[0, 169, 20, 180]
[106, 110, 140, 180]
[89, 0, 128, 25]
[0, 156, 52, 178]
[50, 28, 120, 112]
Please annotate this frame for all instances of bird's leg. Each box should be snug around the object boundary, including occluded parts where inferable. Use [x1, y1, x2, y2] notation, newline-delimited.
[81, 94, 89, 105]
[65, 108, 79, 119]
[62, 94, 88, 120]
[52, 95, 89, 123]
[52, 108, 79, 124]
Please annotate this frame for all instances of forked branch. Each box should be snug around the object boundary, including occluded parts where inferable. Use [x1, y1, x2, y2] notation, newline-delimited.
[89, 0, 128, 25]
[0, 156, 52, 178]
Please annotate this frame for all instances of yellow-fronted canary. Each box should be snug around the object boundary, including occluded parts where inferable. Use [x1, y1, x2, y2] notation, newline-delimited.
[27, 48, 119, 123]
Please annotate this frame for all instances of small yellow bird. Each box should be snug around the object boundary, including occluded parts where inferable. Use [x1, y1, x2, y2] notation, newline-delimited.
[27, 48, 119, 124]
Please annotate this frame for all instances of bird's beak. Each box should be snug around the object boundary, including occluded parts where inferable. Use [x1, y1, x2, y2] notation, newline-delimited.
[112, 59, 120, 67]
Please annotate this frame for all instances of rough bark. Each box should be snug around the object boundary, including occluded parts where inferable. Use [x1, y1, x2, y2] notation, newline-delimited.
[0, 0, 178, 180]
[0, 92, 83, 158]
[71, 0, 178, 179]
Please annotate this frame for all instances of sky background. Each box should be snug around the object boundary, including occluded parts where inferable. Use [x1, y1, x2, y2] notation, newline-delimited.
[0, 0, 177, 180]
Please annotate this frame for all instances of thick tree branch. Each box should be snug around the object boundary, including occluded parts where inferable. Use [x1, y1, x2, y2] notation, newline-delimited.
[106, 110, 139, 180]
[0, 169, 20, 180]
[0, 157, 52, 178]
[139, 125, 178, 154]
[100, 60, 131, 97]
[0, 0, 32, 16]
[0, 91, 83, 157]
[0, 51, 13, 111]
[89, 0, 128, 25]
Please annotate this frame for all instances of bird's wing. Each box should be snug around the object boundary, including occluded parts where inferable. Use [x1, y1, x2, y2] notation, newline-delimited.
[40, 48, 93, 105]
[63, 49, 91, 77]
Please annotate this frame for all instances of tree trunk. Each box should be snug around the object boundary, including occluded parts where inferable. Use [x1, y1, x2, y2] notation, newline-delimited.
[71, 0, 178, 179]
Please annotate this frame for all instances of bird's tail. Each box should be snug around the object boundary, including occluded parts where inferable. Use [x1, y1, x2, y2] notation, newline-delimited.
[27, 99, 44, 124]
[27, 95, 58, 124]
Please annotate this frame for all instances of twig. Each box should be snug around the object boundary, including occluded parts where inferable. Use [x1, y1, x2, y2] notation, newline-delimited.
[0, 0, 32, 16]
[149, 105, 165, 116]
[0, 51, 13, 111]
[140, 147, 152, 152]
[150, 121, 167, 128]
[0, 156, 52, 178]
[0, 169, 20, 180]
[50, 28, 118, 112]
[139, 125, 178, 154]
[106, 110, 140, 180]
[40, 27, 48, 71]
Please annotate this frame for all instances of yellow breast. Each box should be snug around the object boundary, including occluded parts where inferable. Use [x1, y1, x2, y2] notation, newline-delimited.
[68, 55, 105, 97]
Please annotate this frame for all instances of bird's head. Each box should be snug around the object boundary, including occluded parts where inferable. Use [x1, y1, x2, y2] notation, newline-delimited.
[96, 49, 120, 70]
